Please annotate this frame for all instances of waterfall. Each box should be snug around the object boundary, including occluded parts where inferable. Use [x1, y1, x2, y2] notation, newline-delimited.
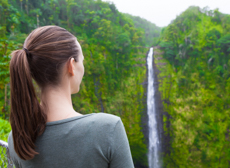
[147, 47, 161, 168]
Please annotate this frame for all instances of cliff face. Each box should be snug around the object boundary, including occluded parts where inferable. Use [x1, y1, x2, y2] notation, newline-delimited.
[152, 47, 171, 161]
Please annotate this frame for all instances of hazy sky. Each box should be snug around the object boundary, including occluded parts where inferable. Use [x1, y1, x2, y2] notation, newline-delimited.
[102, 0, 230, 27]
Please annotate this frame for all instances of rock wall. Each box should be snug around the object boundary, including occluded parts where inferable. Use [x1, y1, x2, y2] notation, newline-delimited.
[153, 47, 171, 162]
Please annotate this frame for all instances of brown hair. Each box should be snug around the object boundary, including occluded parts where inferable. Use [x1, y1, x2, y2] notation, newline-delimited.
[9, 25, 79, 160]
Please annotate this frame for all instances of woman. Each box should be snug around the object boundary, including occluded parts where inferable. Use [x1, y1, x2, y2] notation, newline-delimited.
[8, 25, 134, 168]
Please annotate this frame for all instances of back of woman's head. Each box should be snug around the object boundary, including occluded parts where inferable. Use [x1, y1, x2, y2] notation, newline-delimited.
[10, 25, 79, 160]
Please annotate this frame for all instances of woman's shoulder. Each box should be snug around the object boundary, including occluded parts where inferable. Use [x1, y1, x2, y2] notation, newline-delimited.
[93, 112, 120, 121]
[88, 113, 124, 145]
[90, 112, 121, 127]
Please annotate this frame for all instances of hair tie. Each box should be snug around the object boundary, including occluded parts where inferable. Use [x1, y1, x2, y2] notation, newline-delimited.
[23, 48, 31, 58]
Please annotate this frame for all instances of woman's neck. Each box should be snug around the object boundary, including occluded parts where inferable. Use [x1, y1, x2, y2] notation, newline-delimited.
[41, 85, 82, 122]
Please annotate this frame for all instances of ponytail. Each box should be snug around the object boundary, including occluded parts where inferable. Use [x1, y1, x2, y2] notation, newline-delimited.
[9, 49, 47, 160]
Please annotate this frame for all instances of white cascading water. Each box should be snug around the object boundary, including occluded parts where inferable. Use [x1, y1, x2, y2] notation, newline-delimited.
[147, 47, 160, 168]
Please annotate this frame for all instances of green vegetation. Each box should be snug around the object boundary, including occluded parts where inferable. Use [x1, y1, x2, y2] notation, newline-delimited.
[157, 6, 230, 167]
[0, 118, 11, 141]
[0, 118, 11, 168]
[2, 0, 229, 167]
[0, 0, 163, 167]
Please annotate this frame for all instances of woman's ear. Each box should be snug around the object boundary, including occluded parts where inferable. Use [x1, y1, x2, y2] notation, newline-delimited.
[68, 58, 75, 76]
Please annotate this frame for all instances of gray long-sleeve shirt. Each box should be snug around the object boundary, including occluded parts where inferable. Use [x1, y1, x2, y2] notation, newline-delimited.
[8, 113, 134, 168]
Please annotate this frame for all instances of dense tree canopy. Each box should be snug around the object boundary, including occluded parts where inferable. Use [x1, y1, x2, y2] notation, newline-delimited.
[157, 6, 230, 167]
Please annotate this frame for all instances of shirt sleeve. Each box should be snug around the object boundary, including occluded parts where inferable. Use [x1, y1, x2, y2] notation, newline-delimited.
[109, 118, 135, 168]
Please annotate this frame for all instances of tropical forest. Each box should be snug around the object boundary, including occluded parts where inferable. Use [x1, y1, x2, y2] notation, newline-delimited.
[0, 0, 229, 167]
